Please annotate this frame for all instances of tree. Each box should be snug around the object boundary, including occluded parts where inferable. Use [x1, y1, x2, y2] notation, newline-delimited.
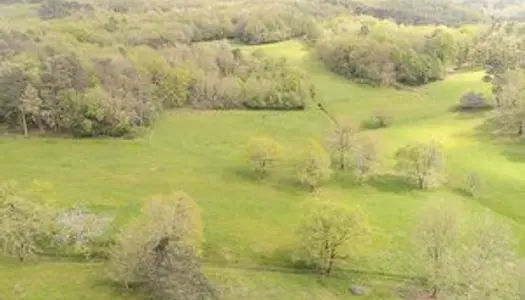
[411, 200, 463, 298]
[458, 212, 521, 300]
[492, 69, 525, 136]
[352, 135, 379, 184]
[0, 182, 54, 262]
[297, 140, 332, 192]
[108, 191, 216, 300]
[327, 119, 358, 171]
[19, 84, 42, 136]
[395, 141, 444, 189]
[246, 137, 284, 179]
[295, 200, 369, 276]
[410, 200, 521, 299]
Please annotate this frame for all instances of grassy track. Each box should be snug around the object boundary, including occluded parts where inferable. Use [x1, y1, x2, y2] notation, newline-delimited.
[1, 40, 525, 299]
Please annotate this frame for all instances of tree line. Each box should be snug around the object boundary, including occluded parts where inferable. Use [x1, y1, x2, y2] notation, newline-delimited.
[0, 37, 311, 137]
[246, 117, 448, 192]
[316, 16, 486, 86]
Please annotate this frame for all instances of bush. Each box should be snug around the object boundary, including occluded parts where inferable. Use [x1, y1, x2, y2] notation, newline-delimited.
[362, 111, 393, 129]
[464, 171, 482, 199]
[458, 91, 491, 111]
[54, 206, 113, 259]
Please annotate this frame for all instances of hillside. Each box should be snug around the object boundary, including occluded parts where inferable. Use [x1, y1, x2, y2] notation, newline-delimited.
[1, 0, 525, 299]
[2, 39, 525, 299]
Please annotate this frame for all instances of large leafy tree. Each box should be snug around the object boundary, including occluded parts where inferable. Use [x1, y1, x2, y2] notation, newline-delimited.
[395, 141, 444, 189]
[0, 182, 54, 262]
[108, 191, 216, 300]
[295, 200, 369, 275]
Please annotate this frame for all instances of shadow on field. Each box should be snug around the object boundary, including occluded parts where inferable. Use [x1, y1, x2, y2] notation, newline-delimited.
[226, 166, 261, 181]
[223, 165, 307, 195]
[91, 279, 147, 298]
[368, 174, 414, 194]
[450, 108, 491, 120]
[449, 186, 472, 198]
[460, 116, 525, 164]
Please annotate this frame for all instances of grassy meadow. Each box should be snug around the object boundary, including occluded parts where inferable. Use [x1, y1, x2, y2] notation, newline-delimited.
[1, 39, 525, 299]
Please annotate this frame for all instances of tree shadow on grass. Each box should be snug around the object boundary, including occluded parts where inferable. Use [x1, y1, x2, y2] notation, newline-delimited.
[224, 165, 261, 181]
[91, 279, 146, 298]
[449, 106, 493, 120]
[222, 165, 306, 195]
[367, 174, 414, 195]
[500, 142, 525, 163]
[458, 116, 525, 164]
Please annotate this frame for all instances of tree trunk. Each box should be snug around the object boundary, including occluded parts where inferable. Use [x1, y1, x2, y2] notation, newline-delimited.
[326, 252, 335, 276]
[37, 118, 44, 133]
[431, 285, 438, 298]
[21, 113, 28, 137]
[418, 176, 425, 189]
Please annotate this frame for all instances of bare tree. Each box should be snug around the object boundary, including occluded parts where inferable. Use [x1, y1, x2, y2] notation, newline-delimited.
[295, 200, 369, 276]
[459, 212, 520, 300]
[410, 200, 521, 299]
[411, 200, 463, 298]
[327, 118, 359, 171]
[395, 141, 444, 189]
[352, 135, 379, 184]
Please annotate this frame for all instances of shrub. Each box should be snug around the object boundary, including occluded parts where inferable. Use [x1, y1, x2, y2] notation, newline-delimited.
[458, 91, 491, 111]
[464, 171, 482, 199]
[362, 111, 393, 129]
[54, 206, 113, 259]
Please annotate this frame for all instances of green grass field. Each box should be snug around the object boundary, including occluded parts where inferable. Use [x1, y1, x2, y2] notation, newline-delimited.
[1, 40, 525, 299]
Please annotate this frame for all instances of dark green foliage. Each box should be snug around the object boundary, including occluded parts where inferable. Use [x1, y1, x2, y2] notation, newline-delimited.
[38, 0, 94, 20]
[322, 0, 484, 26]
[0, 30, 34, 60]
[317, 25, 447, 86]
[362, 111, 393, 129]
[234, 7, 316, 45]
